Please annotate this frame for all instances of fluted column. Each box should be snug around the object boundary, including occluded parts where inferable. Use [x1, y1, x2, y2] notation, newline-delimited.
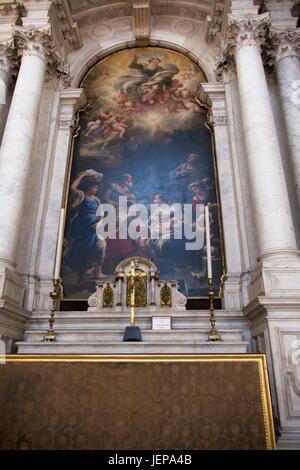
[0, 27, 60, 270]
[225, 13, 297, 259]
[271, 28, 300, 210]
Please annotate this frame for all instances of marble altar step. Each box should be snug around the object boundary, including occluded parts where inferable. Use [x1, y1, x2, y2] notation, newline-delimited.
[17, 340, 248, 354]
[22, 309, 249, 330]
[17, 309, 250, 354]
[23, 328, 245, 343]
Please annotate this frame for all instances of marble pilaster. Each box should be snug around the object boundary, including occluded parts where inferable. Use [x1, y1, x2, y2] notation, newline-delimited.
[36, 88, 87, 310]
[202, 83, 243, 311]
[245, 298, 300, 449]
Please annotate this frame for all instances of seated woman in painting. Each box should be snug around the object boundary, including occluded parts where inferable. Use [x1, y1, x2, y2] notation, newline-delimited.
[67, 170, 108, 282]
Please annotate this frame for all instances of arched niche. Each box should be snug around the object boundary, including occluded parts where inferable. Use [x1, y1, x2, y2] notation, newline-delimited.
[60, 46, 224, 302]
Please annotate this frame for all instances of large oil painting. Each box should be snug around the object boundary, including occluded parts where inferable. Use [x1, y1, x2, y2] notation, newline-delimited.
[61, 47, 223, 299]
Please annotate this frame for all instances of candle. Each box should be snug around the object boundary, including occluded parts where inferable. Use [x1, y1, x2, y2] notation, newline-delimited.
[205, 205, 212, 279]
[54, 208, 66, 279]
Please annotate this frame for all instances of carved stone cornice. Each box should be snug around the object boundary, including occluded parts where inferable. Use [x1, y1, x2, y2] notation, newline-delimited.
[0, 2, 21, 44]
[264, 27, 300, 68]
[58, 88, 87, 130]
[201, 83, 227, 127]
[0, 2, 20, 20]
[53, 0, 83, 51]
[215, 13, 271, 81]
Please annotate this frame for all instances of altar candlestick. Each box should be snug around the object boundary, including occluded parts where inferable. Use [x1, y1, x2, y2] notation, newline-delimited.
[205, 205, 212, 279]
[54, 208, 65, 280]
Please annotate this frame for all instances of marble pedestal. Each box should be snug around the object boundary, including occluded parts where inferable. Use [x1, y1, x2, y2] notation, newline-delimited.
[245, 298, 300, 450]
[0, 266, 30, 352]
[250, 252, 300, 300]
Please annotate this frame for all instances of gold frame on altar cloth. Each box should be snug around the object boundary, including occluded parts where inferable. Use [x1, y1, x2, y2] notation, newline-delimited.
[2, 353, 276, 450]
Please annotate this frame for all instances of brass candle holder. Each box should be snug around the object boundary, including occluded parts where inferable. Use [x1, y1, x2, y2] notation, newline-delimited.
[43, 278, 63, 342]
[208, 278, 221, 342]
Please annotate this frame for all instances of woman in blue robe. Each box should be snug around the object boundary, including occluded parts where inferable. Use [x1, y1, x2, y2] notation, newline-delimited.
[67, 170, 107, 279]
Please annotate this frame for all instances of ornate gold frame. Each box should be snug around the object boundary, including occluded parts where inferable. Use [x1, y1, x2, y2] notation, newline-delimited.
[5, 353, 276, 450]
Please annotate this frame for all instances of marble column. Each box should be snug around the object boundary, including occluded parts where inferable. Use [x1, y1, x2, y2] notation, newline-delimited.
[202, 83, 244, 311]
[227, 13, 297, 259]
[36, 88, 86, 310]
[0, 3, 20, 125]
[0, 43, 11, 123]
[0, 27, 57, 270]
[272, 28, 300, 211]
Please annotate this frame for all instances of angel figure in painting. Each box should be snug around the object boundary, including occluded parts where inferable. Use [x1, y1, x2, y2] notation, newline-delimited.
[85, 118, 102, 137]
[102, 111, 128, 139]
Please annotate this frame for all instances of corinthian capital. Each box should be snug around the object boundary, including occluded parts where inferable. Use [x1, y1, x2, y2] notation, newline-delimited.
[0, 40, 16, 74]
[265, 27, 300, 67]
[14, 26, 59, 63]
[227, 13, 271, 53]
[13, 25, 71, 85]
[215, 13, 271, 81]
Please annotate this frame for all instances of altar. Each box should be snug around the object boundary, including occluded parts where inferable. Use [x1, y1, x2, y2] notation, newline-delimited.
[87, 257, 187, 314]
[17, 257, 249, 354]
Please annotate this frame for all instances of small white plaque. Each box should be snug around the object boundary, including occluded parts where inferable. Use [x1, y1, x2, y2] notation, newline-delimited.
[152, 316, 171, 330]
